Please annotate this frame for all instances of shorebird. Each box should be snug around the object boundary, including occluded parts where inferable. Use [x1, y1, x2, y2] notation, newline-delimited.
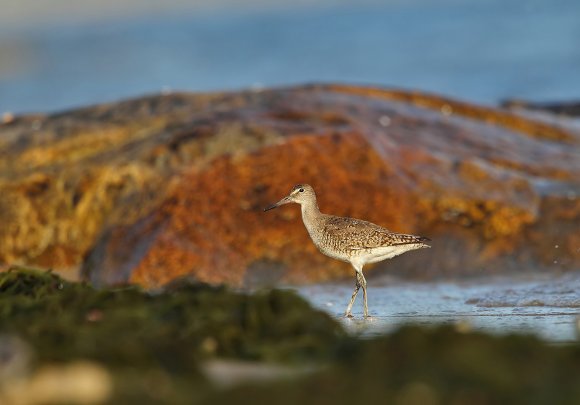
[264, 184, 430, 319]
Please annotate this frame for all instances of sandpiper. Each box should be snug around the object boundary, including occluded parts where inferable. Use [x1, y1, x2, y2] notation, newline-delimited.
[264, 184, 430, 319]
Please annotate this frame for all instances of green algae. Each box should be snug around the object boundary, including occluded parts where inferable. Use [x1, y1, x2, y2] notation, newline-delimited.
[0, 267, 344, 403]
[211, 327, 580, 405]
[1, 267, 580, 404]
[0, 268, 344, 365]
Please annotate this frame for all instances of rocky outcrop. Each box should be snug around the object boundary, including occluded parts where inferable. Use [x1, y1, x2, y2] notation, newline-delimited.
[502, 98, 580, 117]
[0, 85, 578, 287]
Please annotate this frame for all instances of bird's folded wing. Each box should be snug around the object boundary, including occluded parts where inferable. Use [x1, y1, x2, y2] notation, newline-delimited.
[323, 216, 428, 250]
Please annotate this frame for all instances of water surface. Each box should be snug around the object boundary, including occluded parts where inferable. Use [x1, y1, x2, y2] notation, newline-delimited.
[1, 0, 579, 113]
[296, 273, 580, 343]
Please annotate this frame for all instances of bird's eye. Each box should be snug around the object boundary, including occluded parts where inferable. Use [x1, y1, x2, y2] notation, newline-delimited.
[299, 188, 304, 192]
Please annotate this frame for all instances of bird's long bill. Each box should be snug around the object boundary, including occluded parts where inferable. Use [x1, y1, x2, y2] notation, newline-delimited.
[263, 195, 292, 212]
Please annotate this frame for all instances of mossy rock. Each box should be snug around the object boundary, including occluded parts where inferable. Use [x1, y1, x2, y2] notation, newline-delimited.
[0, 267, 344, 364]
[1, 267, 580, 404]
[210, 326, 580, 405]
[0, 267, 345, 403]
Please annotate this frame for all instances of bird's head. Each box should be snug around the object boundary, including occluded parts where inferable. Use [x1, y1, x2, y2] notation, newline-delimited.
[263, 184, 316, 211]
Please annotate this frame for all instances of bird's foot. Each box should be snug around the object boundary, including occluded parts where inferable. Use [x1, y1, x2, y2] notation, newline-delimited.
[344, 312, 354, 319]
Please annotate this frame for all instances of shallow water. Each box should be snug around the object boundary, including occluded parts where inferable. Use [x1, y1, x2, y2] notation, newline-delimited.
[295, 273, 580, 343]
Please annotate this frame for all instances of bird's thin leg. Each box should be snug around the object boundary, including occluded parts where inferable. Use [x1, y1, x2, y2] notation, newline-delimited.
[344, 272, 361, 318]
[359, 270, 369, 318]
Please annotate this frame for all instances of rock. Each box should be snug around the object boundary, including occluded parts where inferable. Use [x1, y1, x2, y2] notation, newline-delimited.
[0, 267, 343, 403]
[207, 325, 580, 405]
[502, 98, 580, 117]
[1, 361, 113, 405]
[3, 268, 580, 404]
[0, 267, 344, 365]
[0, 85, 578, 287]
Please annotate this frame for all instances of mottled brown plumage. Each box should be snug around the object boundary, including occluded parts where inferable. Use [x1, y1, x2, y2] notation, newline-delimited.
[264, 184, 430, 318]
[322, 216, 429, 250]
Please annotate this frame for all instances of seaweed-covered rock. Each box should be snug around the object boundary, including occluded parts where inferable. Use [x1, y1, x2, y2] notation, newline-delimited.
[208, 326, 580, 405]
[2, 269, 580, 404]
[0, 85, 578, 286]
[0, 268, 343, 366]
[0, 267, 346, 402]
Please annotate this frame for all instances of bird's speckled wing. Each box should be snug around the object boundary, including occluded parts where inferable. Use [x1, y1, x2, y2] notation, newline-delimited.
[322, 215, 429, 251]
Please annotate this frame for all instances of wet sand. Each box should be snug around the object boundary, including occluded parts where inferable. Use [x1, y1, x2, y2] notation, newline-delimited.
[296, 273, 580, 343]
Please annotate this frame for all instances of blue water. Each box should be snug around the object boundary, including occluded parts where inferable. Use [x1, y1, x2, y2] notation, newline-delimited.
[1, 0, 579, 113]
[297, 273, 580, 342]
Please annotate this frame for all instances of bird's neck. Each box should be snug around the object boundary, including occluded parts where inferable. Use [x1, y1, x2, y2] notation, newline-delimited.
[301, 200, 321, 225]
